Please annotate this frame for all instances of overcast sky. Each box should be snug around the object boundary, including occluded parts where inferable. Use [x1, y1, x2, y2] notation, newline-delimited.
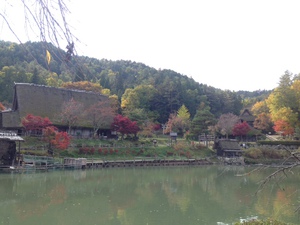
[1, 0, 300, 91]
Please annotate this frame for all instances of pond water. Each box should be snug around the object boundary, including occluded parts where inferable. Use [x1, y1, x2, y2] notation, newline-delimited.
[0, 165, 299, 225]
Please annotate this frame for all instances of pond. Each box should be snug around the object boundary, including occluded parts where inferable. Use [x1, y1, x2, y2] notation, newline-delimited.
[0, 165, 299, 225]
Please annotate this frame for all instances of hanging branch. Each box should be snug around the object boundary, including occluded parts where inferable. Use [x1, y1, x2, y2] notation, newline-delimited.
[1, 0, 78, 61]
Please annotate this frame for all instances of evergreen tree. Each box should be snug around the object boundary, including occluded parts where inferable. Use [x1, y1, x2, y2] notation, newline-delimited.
[190, 104, 216, 138]
[30, 68, 41, 84]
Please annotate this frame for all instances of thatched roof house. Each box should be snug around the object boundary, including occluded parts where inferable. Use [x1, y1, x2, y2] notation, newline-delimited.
[239, 109, 255, 127]
[0, 83, 109, 135]
[214, 139, 243, 157]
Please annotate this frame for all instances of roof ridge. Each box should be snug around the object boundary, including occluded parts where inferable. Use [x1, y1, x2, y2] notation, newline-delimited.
[14, 83, 105, 96]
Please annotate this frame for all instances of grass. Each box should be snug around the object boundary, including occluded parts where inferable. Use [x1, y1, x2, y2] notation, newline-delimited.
[20, 136, 215, 160]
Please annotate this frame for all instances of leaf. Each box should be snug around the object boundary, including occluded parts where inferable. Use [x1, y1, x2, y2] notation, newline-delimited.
[46, 50, 52, 65]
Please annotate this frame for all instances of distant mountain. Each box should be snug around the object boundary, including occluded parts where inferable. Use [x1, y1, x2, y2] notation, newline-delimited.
[0, 40, 270, 122]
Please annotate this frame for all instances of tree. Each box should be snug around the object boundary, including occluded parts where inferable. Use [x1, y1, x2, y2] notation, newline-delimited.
[138, 122, 158, 138]
[216, 113, 239, 139]
[177, 104, 190, 121]
[51, 131, 71, 150]
[111, 115, 139, 140]
[85, 99, 116, 137]
[42, 126, 70, 154]
[232, 121, 251, 140]
[190, 104, 216, 138]
[251, 101, 269, 117]
[165, 109, 190, 136]
[30, 67, 41, 84]
[266, 71, 299, 128]
[59, 98, 84, 133]
[42, 126, 58, 154]
[121, 85, 158, 119]
[273, 120, 294, 137]
[21, 114, 53, 135]
[253, 113, 273, 134]
[0, 102, 5, 111]
[165, 113, 184, 135]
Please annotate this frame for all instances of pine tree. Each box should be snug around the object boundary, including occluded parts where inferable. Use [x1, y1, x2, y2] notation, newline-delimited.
[190, 105, 215, 138]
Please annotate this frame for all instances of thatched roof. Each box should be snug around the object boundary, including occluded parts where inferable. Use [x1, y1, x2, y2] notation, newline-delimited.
[216, 139, 241, 150]
[1, 83, 108, 129]
[240, 109, 255, 123]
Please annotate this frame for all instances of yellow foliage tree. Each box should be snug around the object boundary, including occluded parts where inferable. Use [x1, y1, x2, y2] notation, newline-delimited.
[251, 100, 269, 116]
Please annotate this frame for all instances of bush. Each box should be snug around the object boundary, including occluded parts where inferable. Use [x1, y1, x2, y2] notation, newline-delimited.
[244, 148, 263, 159]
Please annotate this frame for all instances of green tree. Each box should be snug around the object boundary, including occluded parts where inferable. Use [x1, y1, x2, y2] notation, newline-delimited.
[30, 67, 41, 84]
[121, 85, 159, 122]
[190, 104, 216, 138]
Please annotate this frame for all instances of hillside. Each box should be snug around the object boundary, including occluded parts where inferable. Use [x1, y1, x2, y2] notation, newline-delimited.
[0, 41, 270, 123]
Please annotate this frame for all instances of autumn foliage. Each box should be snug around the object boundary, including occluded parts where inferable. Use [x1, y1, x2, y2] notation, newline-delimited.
[22, 114, 53, 134]
[111, 114, 139, 139]
[43, 126, 71, 151]
[232, 121, 251, 137]
[273, 120, 294, 136]
[0, 102, 5, 111]
[22, 114, 70, 151]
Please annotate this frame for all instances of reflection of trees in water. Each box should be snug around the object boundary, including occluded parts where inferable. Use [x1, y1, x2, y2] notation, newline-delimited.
[255, 185, 297, 221]
[1, 167, 300, 224]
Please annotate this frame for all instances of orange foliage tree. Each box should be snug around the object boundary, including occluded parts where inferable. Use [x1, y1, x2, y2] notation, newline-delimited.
[273, 120, 294, 137]
[253, 112, 273, 134]
[0, 102, 5, 111]
[43, 126, 71, 154]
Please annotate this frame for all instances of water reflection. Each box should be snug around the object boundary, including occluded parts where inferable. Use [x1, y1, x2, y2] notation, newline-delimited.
[0, 166, 299, 225]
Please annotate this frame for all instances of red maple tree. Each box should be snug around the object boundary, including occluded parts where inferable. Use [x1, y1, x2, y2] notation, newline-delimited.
[43, 126, 71, 153]
[111, 114, 139, 139]
[232, 121, 251, 137]
[52, 131, 71, 150]
[22, 114, 53, 135]
[22, 114, 70, 153]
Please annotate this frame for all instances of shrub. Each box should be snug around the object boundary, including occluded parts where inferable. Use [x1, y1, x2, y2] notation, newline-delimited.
[244, 148, 263, 159]
[89, 148, 95, 154]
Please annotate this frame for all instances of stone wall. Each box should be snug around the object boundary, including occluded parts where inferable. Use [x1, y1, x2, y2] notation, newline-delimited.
[0, 141, 16, 165]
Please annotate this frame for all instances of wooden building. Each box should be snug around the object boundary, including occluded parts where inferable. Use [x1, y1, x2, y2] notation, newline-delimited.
[0, 131, 24, 166]
[0, 83, 111, 137]
[214, 139, 243, 157]
[239, 109, 255, 127]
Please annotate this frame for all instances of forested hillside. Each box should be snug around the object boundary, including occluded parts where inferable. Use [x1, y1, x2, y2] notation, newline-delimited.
[0, 41, 269, 124]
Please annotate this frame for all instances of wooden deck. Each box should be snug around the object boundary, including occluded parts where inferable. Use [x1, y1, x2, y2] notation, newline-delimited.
[85, 158, 212, 168]
[3, 155, 213, 172]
